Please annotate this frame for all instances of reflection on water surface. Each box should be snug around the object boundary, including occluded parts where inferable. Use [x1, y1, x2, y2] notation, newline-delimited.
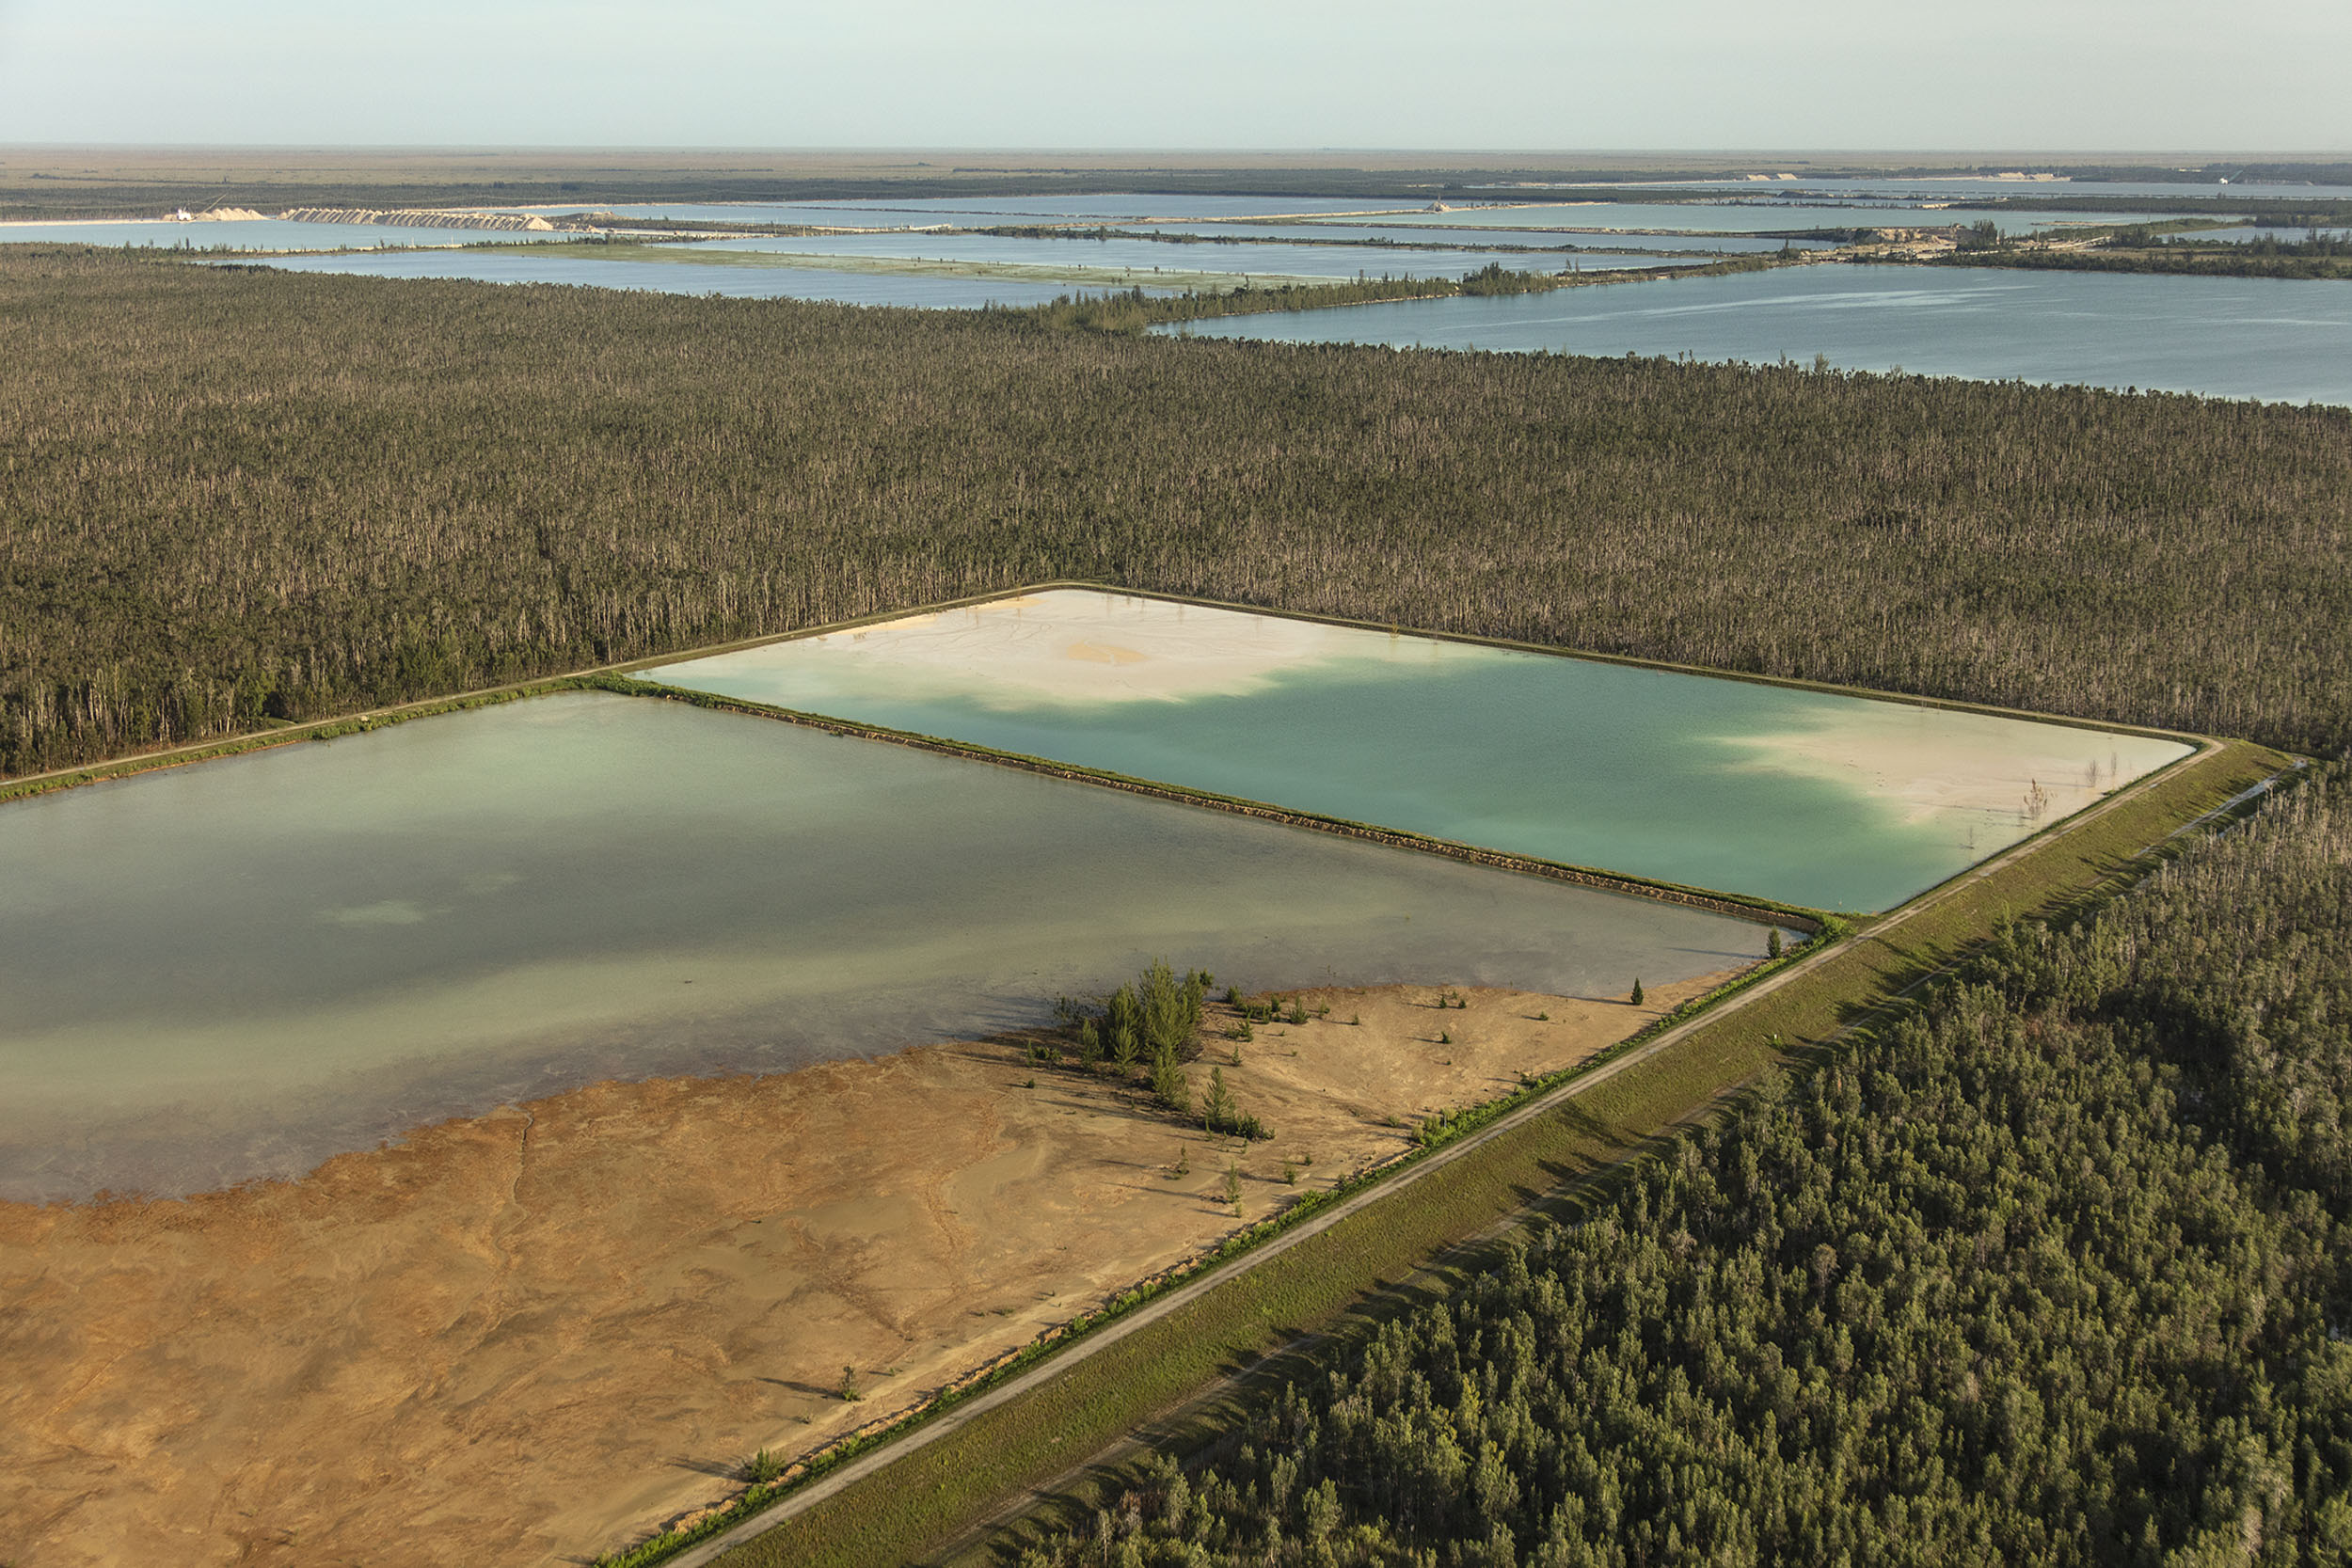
[0, 692, 1772, 1200]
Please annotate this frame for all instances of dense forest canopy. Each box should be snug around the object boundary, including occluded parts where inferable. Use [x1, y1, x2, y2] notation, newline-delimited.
[5, 247, 2347, 778]
[1018, 771, 2352, 1567]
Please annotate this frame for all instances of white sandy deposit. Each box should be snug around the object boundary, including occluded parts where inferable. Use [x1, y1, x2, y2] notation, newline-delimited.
[1726, 705, 2191, 832]
[672, 590, 1442, 707]
[657, 589, 2193, 858]
[0, 210, 265, 230]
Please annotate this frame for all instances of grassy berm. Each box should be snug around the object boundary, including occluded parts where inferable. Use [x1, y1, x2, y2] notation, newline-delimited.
[1002, 765, 2352, 1568]
[709, 742, 2296, 1568]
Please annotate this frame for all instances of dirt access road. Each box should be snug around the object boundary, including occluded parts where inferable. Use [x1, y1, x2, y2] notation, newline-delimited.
[676, 739, 2233, 1568]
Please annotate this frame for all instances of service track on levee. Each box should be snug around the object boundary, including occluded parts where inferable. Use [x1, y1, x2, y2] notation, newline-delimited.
[669, 736, 2286, 1568]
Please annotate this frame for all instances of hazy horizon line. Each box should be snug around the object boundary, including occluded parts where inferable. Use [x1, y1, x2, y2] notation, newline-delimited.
[6, 144, 2349, 159]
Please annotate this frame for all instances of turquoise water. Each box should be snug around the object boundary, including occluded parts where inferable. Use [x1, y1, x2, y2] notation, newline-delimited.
[0, 692, 1772, 1201]
[211, 249, 1155, 308]
[642, 592, 2187, 914]
[1161, 265, 2352, 405]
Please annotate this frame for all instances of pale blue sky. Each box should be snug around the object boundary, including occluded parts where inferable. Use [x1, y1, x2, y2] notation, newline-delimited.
[0, 0, 2345, 150]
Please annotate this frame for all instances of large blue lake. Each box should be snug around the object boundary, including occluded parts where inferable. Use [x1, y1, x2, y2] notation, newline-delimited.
[1163, 265, 2352, 405]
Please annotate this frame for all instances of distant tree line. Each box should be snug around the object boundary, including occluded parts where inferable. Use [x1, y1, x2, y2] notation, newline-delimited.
[11, 162, 2350, 227]
[1949, 196, 2352, 225]
[4, 245, 2350, 779]
[2054, 162, 2352, 187]
[1935, 230, 2352, 280]
[0, 169, 1901, 225]
[1014, 769, 2352, 1567]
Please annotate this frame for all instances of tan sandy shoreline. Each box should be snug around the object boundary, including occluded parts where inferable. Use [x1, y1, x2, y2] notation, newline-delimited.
[0, 974, 1724, 1567]
[663, 588, 1443, 707]
[1728, 713, 2191, 828]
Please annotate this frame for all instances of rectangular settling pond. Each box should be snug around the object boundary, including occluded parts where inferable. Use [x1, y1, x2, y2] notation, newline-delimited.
[643, 590, 2191, 913]
[0, 692, 1776, 1202]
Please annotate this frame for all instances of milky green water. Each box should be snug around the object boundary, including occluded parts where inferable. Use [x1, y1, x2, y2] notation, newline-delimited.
[644, 592, 2190, 914]
[0, 692, 1774, 1201]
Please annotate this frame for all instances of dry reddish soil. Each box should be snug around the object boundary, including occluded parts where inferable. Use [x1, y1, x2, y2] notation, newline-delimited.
[0, 975, 1725, 1567]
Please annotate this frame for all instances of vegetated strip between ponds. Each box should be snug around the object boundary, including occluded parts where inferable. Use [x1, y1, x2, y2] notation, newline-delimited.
[602, 575, 2208, 933]
[603, 673, 1817, 931]
[612, 736, 2286, 1568]
[1030, 250, 1819, 331]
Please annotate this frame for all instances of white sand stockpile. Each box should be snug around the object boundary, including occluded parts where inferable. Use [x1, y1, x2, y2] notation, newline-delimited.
[1725, 707, 2191, 829]
[690, 590, 1439, 706]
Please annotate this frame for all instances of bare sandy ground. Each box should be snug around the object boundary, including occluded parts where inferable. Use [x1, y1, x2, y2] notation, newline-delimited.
[0, 974, 1723, 1568]
[1725, 710, 2189, 826]
[664, 589, 1426, 707]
